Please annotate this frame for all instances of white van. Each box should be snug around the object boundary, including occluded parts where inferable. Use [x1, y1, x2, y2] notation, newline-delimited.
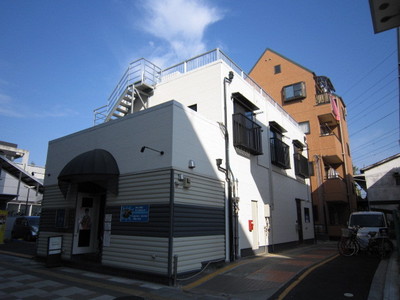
[348, 211, 388, 245]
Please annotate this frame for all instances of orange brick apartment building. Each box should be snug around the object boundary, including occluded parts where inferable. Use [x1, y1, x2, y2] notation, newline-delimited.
[250, 49, 357, 238]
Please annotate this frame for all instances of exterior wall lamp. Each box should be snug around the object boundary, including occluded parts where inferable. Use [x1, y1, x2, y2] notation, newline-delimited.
[140, 146, 164, 155]
[188, 160, 195, 169]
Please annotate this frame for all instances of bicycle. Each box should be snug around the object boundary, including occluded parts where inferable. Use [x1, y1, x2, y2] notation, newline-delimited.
[337, 226, 393, 258]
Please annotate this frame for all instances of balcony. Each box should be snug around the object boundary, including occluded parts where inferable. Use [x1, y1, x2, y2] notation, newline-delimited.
[294, 153, 310, 178]
[323, 177, 348, 203]
[315, 93, 341, 126]
[232, 113, 263, 155]
[320, 134, 343, 164]
[270, 137, 290, 169]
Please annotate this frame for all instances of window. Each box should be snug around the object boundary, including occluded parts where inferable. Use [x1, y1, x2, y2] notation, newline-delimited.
[283, 82, 306, 102]
[293, 141, 310, 178]
[232, 93, 262, 155]
[270, 122, 290, 169]
[299, 121, 310, 134]
[274, 65, 281, 74]
[304, 208, 310, 223]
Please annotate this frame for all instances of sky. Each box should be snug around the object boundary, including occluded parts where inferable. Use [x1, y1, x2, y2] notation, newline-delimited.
[0, 0, 399, 171]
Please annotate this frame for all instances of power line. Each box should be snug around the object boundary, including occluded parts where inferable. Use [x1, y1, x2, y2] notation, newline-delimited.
[348, 92, 398, 124]
[347, 73, 397, 112]
[349, 109, 399, 137]
[353, 140, 397, 158]
[352, 144, 400, 166]
[342, 49, 397, 96]
[351, 129, 399, 153]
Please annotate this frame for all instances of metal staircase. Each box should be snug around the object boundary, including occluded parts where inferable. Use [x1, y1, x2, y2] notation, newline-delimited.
[94, 59, 161, 125]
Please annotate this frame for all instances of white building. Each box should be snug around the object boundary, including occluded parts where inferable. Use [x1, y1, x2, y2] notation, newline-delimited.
[359, 153, 400, 212]
[37, 49, 313, 282]
[0, 141, 44, 216]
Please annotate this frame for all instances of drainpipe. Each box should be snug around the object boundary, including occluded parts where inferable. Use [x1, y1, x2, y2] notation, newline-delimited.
[338, 110, 352, 214]
[223, 71, 236, 262]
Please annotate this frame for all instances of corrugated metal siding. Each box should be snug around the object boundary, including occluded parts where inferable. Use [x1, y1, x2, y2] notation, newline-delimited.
[174, 204, 225, 237]
[40, 208, 75, 233]
[109, 170, 171, 205]
[172, 172, 226, 273]
[174, 235, 225, 273]
[174, 172, 225, 208]
[37, 231, 73, 259]
[42, 185, 73, 208]
[102, 235, 169, 275]
[106, 205, 170, 237]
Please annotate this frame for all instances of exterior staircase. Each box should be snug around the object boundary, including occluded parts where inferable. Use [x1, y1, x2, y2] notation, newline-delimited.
[94, 59, 161, 125]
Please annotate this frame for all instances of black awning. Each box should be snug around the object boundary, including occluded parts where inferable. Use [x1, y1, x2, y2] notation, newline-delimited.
[58, 149, 119, 197]
[232, 92, 259, 111]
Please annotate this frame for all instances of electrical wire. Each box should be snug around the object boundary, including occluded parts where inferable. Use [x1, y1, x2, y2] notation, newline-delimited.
[341, 49, 396, 97]
[351, 129, 399, 153]
[349, 109, 399, 137]
[352, 144, 400, 165]
[346, 69, 397, 112]
[348, 92, 398, 124]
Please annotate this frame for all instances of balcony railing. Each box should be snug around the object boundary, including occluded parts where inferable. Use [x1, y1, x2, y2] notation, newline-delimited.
[233, 113, 263, 155]
[270, 137, 290, 169]
[294, 153, 310, 178]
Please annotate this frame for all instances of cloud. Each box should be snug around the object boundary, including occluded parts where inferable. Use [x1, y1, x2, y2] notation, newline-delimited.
[0, 93, 24, 117]
[138, 0, 223, 67]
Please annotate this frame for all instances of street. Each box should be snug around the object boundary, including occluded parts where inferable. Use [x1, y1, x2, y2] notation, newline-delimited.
[282, 254, 381, 300]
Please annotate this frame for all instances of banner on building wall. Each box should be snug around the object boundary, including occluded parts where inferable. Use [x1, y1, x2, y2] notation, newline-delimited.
[120, 205, 149, 222]
[0, 210, 7, 244]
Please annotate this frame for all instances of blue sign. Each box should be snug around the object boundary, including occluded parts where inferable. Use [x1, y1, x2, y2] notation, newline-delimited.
[120, 205, 149, 222]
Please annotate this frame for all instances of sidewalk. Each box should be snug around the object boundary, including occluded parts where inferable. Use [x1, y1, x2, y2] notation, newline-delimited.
[0, 240, 398, 299]
[180, 241, 339, 300]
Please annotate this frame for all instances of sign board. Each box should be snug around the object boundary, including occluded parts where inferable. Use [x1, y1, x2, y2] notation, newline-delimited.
[120, 205, 150, 222]
[46, 235, 63, 267]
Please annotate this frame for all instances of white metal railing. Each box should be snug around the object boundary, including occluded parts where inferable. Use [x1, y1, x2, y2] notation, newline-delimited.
[94, 49, 299, 128]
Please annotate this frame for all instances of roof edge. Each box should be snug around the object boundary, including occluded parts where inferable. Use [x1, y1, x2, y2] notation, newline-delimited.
[249, 48, 315, 75]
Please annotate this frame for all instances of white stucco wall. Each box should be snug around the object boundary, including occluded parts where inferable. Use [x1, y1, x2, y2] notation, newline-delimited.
[363, 155, 400, 211]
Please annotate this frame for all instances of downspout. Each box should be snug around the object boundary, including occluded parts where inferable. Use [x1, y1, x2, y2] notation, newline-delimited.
[338, 109, 352, 214]
[168, 169, 175, 285]
[223, 71, 236, 262]
[314, 155, 328, 235]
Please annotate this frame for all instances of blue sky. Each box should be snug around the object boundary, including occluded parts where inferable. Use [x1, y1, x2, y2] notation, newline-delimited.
[0, 0, 398, 170]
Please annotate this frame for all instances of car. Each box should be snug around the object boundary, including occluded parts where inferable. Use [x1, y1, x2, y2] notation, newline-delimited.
[11, 216, 40, 241]
[348, 211, 388, 245]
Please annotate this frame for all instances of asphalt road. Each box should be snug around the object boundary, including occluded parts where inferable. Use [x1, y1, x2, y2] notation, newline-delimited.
[283, 254, 381, 300]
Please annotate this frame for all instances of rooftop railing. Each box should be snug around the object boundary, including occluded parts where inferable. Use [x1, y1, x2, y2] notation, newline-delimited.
[94, 49, 300, 129]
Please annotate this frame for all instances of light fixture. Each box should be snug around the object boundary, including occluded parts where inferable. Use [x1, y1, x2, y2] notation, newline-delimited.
[188, 160, 195, 169]
[140, 146, 164, 155]
[216, 158, 223, 167]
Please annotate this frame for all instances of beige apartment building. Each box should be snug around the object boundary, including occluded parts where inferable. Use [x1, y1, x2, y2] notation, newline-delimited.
[250, 49, 357, 238]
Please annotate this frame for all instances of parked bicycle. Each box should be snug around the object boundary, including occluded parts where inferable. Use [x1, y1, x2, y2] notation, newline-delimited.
[338, 226, 393, 258]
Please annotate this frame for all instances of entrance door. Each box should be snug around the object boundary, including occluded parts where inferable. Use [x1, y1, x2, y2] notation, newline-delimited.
[295, 199, 304, 243]
[251, 200, 259, 250]
[73, 193, 100, 254]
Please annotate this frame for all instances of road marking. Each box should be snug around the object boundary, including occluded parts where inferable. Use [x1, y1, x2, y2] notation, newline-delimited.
[183, 261, 243, 290]
[276, 254, 339, 300]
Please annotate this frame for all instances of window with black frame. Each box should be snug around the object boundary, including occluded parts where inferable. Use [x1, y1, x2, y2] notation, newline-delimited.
[293, 140, 310, 178]
[269, 122, 290, 169]
[232, 92, 262, 155]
